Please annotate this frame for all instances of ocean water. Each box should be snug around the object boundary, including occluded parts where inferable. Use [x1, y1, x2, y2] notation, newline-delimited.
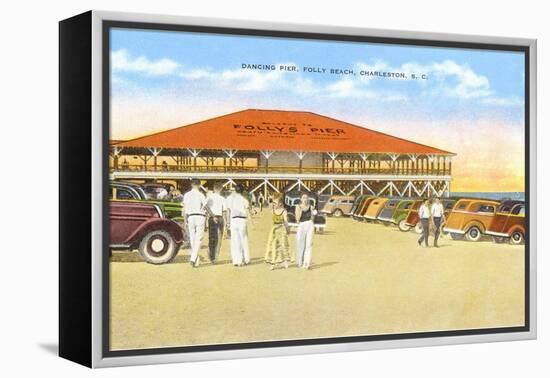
[450, 192, 525, 201]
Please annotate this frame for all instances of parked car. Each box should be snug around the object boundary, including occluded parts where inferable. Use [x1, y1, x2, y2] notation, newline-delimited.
[110, 181, 184, 220]
[364, 197, 389, 220]
[110, 201, 184, 264]
[353, 196, 376, 220]
[390, 199, 415, 231]
[442, 199, 500, 241]
[321, 195, 356, 217]
[403, 200, 423, 232]
[350, 194, 368, 215]
[377, 198, 403, 224]
[485, 200, 525, 245]
[317, 194, 332, 210]
[283, 190, 327, 233]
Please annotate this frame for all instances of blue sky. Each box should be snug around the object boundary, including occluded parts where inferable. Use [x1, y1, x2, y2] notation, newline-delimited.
[111, 27, 525, 124]
[109, 27, 526, 191]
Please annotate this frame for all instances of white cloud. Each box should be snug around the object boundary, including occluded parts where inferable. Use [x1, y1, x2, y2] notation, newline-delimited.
[111, 49, 179, 76]
[325, 78, 407, 102]
[356, 59, 493, 99]
[180, 63, 322, 95]
[111, 49, 519, 107]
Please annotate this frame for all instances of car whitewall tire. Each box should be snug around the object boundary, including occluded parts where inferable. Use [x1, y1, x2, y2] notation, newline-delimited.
[510, 231, 524, 245]
[138, 229, 179, 264]
[465, 226, 482, 242]
[398, 219, 411, 232]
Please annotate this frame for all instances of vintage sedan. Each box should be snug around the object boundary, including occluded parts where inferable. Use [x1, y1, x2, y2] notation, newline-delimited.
[442, 199, 500, 241]
[390, 199, 415, 231]
[110, 201, 184, 264]
[364, 197, 389, 220]
[110, 181, 184, 220]
[485, 200, 525, 245]
[321, 195, 356, 217]
[353, 196, 376, 220]
[403, 200, 423, 232]
[377, 198, 403, 225]
[350, 194, 368, 215]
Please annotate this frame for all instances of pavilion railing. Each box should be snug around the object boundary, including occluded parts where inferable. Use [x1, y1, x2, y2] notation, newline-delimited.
[110, 164, 451, 176]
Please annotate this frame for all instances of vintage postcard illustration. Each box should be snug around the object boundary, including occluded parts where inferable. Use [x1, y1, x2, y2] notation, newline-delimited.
[106, 25, 527, 352]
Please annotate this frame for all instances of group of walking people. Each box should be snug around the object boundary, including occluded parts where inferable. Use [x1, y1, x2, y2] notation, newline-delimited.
[417, 197, 446, 248]
[182, 179, 316, 269]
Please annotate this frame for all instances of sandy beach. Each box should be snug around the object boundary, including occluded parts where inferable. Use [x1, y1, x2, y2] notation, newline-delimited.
[109, 211, 525, 351]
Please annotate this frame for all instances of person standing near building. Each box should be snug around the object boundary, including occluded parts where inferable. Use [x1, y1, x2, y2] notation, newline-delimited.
[431, 197, 445, 248]
[225, 184, 250, 266]
[206, 182, 226, 263]
[257, 192, 265, 212]
[417, 198, 431, 247]
[264, 193, 291, 270]
[183, 179, 206, 267]
[295, 193, 316, 269]
[250, 191, 257, 209]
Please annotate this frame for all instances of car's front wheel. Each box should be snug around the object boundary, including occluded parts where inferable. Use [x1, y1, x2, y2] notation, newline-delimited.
[398, 219, 411, 232]
[332, 209, 343, 217]
[138, 229, 179, 264]
[510, 231, 524, 245]
[465, 226, 482, 242]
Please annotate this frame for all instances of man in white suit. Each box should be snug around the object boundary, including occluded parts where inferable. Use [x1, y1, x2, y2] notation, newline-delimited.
[225, 184, 250, 266]
[183, 179, 206, 267]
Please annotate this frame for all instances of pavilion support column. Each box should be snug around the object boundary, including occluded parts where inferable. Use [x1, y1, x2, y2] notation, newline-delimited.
[357, 153, 368, 174]
[388, 154, 399, 175]
[428, 154, 435, 175]
[187, 148, 202, 171]
[327, 152, 338, 174]
[295, 151, 307, 173]
[148, 148, 162, 171]
[408, 154, 417, 175]
[261, 150, 273, 174]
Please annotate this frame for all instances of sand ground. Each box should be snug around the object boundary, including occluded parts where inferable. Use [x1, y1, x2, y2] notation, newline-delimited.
[109, 210, 525, 351]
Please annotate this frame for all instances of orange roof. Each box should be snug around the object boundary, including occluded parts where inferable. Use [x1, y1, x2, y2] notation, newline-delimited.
[117, 109, 454, 155]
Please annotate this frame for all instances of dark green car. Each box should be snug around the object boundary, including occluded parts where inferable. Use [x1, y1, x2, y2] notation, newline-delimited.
[391, 199, 415, 231]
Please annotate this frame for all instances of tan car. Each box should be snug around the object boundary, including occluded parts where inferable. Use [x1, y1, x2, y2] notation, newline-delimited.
[364, 197, 389, 220]
[321, 195, 356, 217]
[442, 199, 500, 241]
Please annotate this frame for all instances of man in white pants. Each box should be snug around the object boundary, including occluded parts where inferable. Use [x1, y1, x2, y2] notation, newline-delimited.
[183, 179, 206, 267]
[225, 184, 250, 266]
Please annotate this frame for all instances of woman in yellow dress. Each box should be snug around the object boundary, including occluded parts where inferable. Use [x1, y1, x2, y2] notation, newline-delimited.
[265, 193, 291, 270]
